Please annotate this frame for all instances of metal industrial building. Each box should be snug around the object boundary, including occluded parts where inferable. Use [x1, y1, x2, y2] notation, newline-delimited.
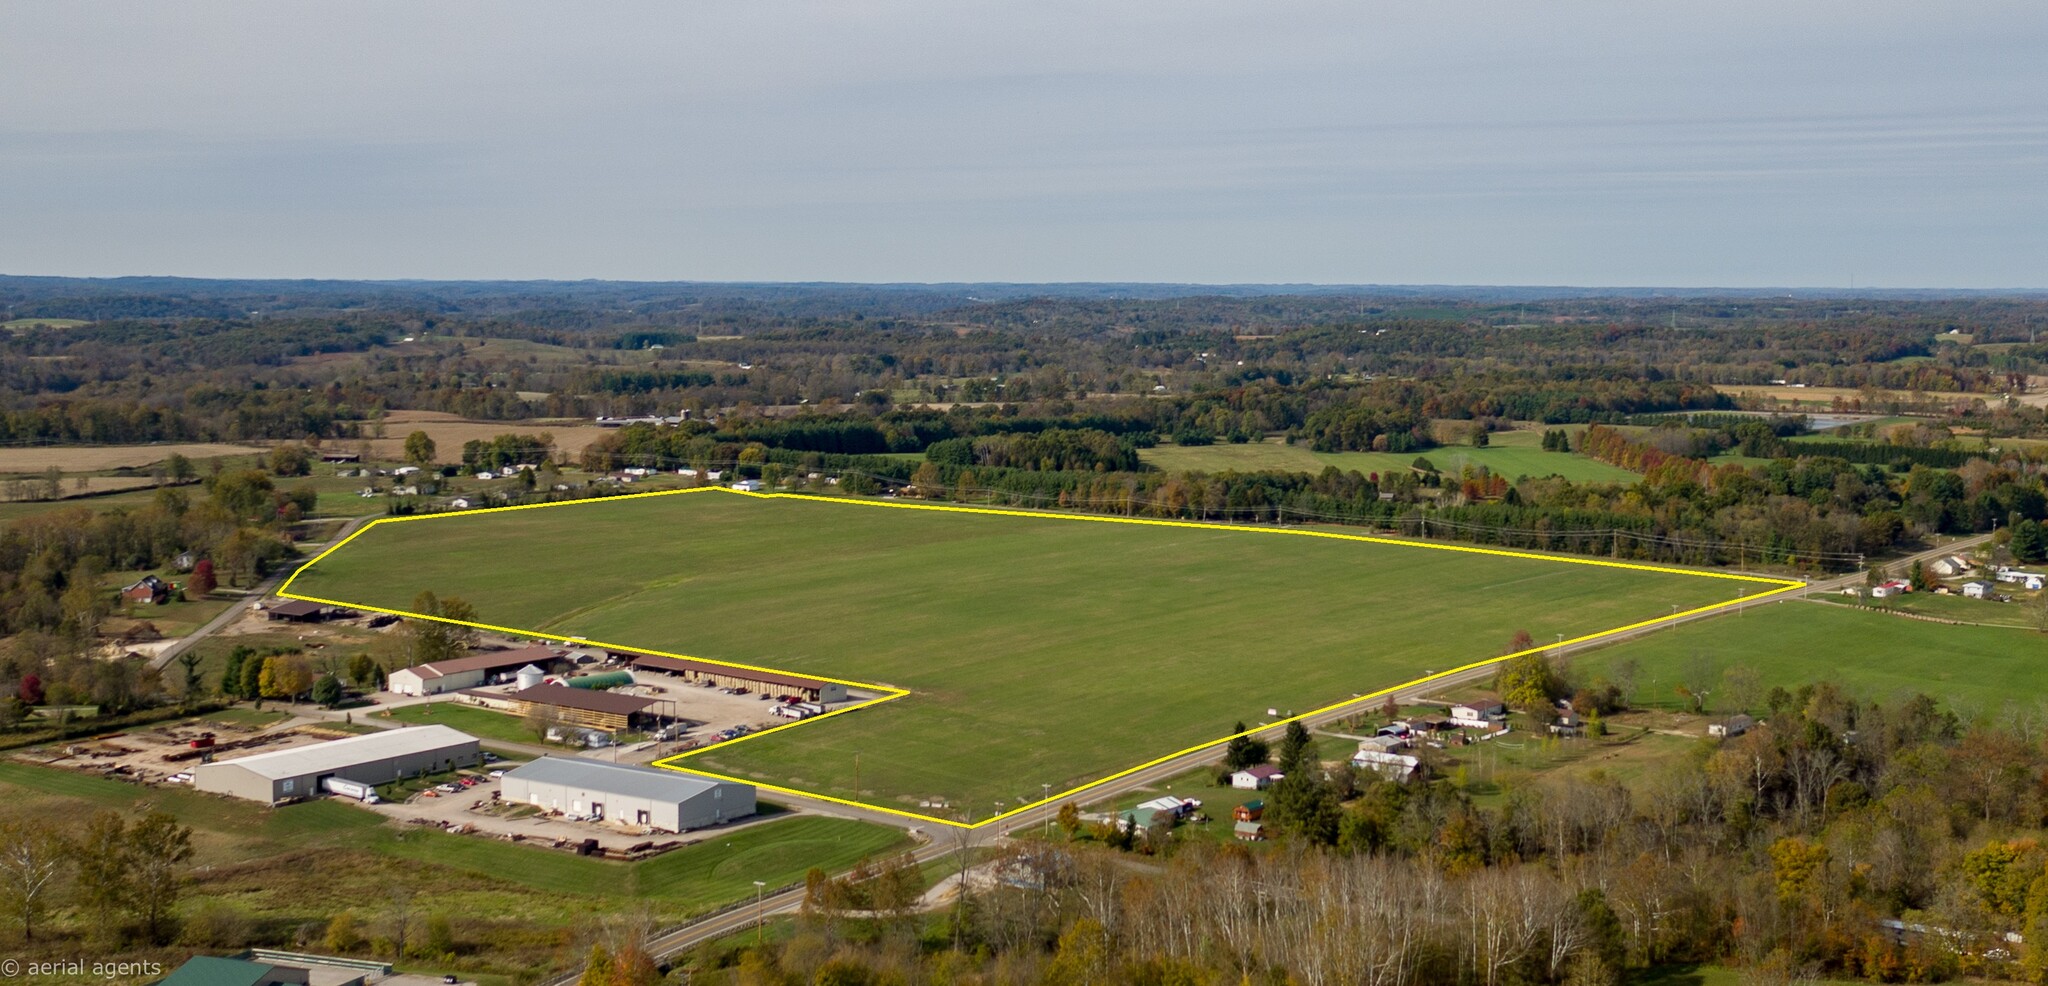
[193, 725, 481, 804]
[499, 756, 755, 832]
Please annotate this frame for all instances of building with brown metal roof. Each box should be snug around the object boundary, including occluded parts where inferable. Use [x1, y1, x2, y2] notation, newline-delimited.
[624, 653, 848, 703]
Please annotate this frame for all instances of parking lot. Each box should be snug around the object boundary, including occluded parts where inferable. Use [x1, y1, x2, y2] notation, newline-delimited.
[369, 766, 780, 853]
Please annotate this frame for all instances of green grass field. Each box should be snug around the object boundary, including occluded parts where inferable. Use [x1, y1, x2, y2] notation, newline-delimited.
[1814, 590, 2046, 629]
[384, 701, 568, 746]
[285, 489, 1779, 816]
[0, 760, 906, 906]
[1575, 598, 2048, 717]
[1139, 433, 1640, 484]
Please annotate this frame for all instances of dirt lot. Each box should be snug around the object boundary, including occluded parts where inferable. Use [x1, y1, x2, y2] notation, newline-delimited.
[356, 410, 614, 464]
[0, 443, 258, 472]
[12, 713, 345, 785]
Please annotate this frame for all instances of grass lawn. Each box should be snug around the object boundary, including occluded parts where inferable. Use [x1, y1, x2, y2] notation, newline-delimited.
[1814, 590, 2046, 629]
[1574, 598, 2048, 717]
[0, 760, 908, 907]
[1450, 725, 1703, 807]
[383, 701, 567, 747]
[285, 489, 1780, 816]
[1631, 964, 1865, 986]
[1138, 435, 1640, 484]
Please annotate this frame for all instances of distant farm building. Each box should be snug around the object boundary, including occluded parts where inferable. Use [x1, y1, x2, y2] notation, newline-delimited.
[120, 575, 172, 606]
[1708, 714, 1756, 739]
[387, 644, 564, 697]
[1233, 820, 1266, 841]
[1930, 555, 1972, 578]
[1962, 580, 1995, 599]
[192, 725, 479, 804]
[1351, 749, 1422, 780]
[264, 600, 336, 623]
[624, 653, 848, 703]
[499, 756, 755, 832]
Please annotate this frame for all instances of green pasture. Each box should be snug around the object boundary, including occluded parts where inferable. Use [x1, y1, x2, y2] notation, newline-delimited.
[1138, 434, 1639, 484]
[286, 489, 1776, 814]
[1575, 598, 2048, 717]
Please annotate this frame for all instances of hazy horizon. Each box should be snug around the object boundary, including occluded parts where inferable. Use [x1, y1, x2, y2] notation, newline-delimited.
[5, 2, 2044, 287]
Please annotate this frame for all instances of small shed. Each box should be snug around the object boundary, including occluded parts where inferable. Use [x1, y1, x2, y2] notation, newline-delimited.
[1708, 714, 1756, 739]
[1233, 800, 1264, 822]
[1233, 821, 1266, 842]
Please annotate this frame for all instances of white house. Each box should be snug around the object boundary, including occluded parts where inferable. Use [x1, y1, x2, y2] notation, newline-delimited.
[393, 465, 421, 476]
[447, 497, 473, 509]
[1230, 765, 1283, 790]
[1869, 580, 1912, 599]
[1450, 697, 1506, 727]
[1962, 580, 1995, 599]
[475, 471, 496, 480]
[730, 479, 765, 492]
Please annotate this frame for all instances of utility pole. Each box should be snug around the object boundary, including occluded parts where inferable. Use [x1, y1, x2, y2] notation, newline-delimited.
[753, 880, 766, 945]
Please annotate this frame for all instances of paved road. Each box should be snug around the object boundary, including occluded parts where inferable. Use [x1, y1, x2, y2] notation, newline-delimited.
[148, 514, 382, 671]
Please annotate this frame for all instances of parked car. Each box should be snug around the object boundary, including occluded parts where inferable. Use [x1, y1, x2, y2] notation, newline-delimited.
[436, 783, 460, 793]
[488, 770, 506, 779]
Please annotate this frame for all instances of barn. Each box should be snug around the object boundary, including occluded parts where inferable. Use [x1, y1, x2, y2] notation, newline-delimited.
[387, 644, 563, 697]
[192, 725, 480, 804]
[498, 756, 755, 832]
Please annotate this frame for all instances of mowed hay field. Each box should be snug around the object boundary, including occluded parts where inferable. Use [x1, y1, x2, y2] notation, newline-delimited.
[0, 442, 255, 471]
[357, 410, 614, 464]
[1574, 600, 2048, 715]
[288, 490, 1783, 813]
[1139, 431, 1641, 484]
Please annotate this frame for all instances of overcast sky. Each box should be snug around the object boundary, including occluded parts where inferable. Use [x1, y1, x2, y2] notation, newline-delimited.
[3, 2, 2044, 287]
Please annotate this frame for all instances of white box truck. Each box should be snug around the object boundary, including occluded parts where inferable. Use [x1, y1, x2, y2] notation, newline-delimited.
[322, 777, 381, 804]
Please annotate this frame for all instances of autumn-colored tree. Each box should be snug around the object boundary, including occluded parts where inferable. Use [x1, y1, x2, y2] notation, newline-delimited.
[188, 558, 216, 596]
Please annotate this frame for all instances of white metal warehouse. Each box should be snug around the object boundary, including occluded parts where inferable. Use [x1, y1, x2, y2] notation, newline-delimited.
[499, 756, 755, 832]
[192, 725, 481, 804]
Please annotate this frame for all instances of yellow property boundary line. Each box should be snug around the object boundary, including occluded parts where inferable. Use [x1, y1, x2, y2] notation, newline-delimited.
[279, 485, 1804, 830]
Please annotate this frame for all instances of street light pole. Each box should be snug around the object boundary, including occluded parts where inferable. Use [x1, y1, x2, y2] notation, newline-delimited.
[753, 879, 766, 945]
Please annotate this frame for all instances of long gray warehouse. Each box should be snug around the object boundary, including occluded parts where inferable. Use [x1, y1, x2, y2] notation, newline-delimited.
[193, 725, 480, 804]
[499, 756, 755, 832]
